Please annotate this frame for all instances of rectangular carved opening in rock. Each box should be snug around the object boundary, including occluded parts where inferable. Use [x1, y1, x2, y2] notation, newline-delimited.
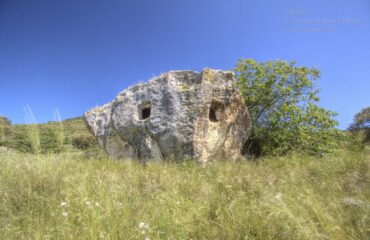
[138, 101, 151, 120]
[209, 100, 225, 122]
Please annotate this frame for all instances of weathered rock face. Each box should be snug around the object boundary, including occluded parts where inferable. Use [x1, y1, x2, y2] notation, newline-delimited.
[84, 68, 251, 163]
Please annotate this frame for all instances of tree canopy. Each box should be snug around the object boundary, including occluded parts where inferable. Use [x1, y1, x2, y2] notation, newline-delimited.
[235, 58, 340, 156]
[349, 106, 370, 143]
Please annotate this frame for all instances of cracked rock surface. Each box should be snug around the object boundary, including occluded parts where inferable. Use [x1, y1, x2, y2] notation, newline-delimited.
[84, 68, 252, 163]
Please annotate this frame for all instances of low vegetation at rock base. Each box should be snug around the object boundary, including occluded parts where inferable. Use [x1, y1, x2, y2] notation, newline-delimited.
[0, 149, 369, 239]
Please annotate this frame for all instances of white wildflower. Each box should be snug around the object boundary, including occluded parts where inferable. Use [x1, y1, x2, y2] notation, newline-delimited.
[139, 222, 150, 229]
[145, 237, 150, 240]
[95, 202, 100, 207]
[60, 202, 67, 207]
[274, 192, 283, 201]
[139, 222, 146, 229]
[62, 211, 68, 217]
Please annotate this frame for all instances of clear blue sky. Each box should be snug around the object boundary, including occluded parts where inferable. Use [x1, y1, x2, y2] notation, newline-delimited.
[0, 0, 369, 129]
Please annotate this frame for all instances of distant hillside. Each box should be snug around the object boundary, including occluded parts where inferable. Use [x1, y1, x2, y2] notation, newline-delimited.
[4, 116, 101, 154]
[12, 116, 91, 142]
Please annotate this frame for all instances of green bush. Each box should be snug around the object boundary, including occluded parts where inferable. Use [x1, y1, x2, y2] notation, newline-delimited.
[346, 132, 366, 152]
[349, 106, 370, 144]
[40, 129, 63, 154]
[71, 135, 97, 150]
[235, 59, 341, 156]
[0, 116, 12, 146]
[10, 132, 32, 153]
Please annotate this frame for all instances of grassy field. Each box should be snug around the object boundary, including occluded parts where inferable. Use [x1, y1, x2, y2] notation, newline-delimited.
[0, 147, 369, 239]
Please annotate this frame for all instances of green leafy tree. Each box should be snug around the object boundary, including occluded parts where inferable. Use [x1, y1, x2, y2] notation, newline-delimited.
[235, 58, 341, 156]
[349, 106, 370, 143]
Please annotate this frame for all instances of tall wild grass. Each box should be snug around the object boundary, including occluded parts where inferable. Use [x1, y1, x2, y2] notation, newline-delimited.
[0, 150, 369, 239]
[53, 109, 64, 149]
[23, 105, 40, 154]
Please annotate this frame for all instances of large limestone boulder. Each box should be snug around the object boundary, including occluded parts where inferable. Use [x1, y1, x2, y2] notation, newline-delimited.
[84, 68, 251, 163]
